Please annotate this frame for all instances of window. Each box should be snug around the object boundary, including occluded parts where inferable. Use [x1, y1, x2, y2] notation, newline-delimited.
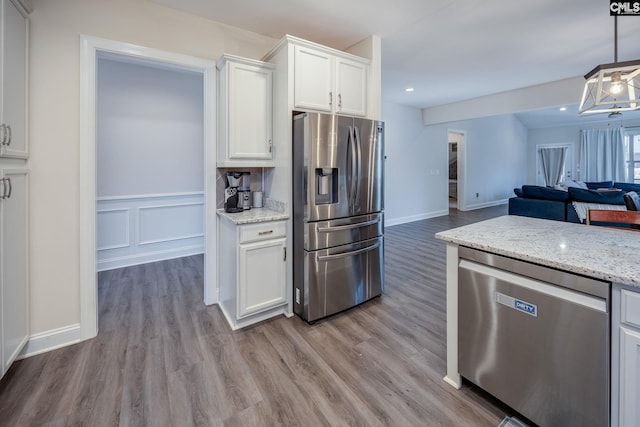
[625, 129, 640, 183]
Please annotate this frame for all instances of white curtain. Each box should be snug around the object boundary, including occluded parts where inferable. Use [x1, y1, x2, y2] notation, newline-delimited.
[539, 147, 567, 186]
[578, 128, 626, 182]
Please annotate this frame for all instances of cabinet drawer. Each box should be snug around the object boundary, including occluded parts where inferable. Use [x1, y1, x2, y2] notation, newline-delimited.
[621, 289, 640, 329]
[239, 221, 286, 243]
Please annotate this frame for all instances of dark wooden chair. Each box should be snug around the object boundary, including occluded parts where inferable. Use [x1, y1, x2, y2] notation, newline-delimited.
[586, 209, 640, 230]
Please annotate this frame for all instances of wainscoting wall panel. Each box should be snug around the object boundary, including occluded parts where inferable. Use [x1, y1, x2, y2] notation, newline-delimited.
[97, 193, 204, 271]
[96, 209, 130, 250]
[138, 202, 204, 245]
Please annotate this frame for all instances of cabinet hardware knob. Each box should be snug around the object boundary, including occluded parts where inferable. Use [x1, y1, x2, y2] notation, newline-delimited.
[258, 230, 274, 235]
[0, 178, 5, 199]
[338, 94, 342, 109]
[269, 139, 272, 153]
[0, 124, 6, 146]
[283, 247, 287, 261]
[329, 92, 333, 106]
[6, 177, 11, 199]
[6, 125, 11, 146]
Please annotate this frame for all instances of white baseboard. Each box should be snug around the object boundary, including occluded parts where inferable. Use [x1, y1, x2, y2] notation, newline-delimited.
[460, 199, 508, 212]
[385, 209, 449, 227]
[18, 323, 83, 360]
[97, 244, 204, 271]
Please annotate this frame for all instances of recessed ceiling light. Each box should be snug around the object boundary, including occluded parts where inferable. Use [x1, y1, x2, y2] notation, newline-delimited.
[559, 107, 567, 111]
[405, 87, 414, 92]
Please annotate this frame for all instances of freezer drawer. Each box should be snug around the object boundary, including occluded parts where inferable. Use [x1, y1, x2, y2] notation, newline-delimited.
[458, 248, 610, 427]
[298, 236, 383, 322]
[305, 212, 383, 251]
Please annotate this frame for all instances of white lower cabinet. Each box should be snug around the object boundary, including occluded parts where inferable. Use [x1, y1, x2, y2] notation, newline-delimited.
[0, 168, 29, 378]
[218, 218, 287, 329]
[619, 326, 640, 426]
[613, 285, 640, 426]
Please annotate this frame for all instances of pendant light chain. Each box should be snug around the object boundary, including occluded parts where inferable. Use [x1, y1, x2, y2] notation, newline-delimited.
[614, 15, 618, 63]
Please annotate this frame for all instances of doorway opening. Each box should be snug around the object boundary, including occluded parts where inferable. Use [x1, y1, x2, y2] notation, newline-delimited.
[536, 143, 573, 187]
[448, 142, 458, 208]
[80, 36, 217, 340]
[95, 53, 206, 333]
[447, 131, 465, 211]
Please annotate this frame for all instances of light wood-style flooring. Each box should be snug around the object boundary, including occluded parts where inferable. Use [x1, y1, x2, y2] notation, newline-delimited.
[0, 206, 512, 426]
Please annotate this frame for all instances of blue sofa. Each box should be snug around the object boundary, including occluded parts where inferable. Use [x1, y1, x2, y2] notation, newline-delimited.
[508, 181, 640, 223]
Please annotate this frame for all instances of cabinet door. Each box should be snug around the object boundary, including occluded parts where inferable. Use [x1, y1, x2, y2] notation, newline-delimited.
[335, 57, 367, 117]
[1, 168, 29, 376]
[620, 326, 640, 427]
[238, 237, 286, 318]
[294, 45, 333, 112]
[228, 62, 273, 160]
[0, 0, 28, 159]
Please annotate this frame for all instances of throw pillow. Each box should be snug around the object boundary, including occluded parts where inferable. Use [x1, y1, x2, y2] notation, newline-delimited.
[556, 180, 588, 191]
[521, 185, 570, 201]
[624, 191, 640, 211]
[568, 187, 626, 205]
[586, 181, 614, 189]
[614, 182, 640, 193]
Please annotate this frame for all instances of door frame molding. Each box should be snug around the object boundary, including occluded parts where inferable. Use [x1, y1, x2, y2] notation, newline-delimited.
[79, 36, 217, 340]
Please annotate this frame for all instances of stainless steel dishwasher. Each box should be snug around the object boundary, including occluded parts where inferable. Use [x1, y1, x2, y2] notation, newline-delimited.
[458, 246, 610, 427]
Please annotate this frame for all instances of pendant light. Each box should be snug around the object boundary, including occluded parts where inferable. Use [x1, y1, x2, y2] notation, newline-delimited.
[578, 16, 640, 114]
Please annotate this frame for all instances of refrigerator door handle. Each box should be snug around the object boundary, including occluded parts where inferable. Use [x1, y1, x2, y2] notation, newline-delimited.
[317, 218, 380, 233]
[317, 241, 380, 262]
[347, 126, 357, 208]
[354, 126, 362, 207]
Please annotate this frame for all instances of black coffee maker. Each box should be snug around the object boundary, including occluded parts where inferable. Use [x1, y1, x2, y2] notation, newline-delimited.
[224, 172, 244, 213]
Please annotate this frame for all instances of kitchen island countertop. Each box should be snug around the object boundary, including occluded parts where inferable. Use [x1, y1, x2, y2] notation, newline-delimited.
[435, 215, 640, 288]
[217, 208, 289, 225]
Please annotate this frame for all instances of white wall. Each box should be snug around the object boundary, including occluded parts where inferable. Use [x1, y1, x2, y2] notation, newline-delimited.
[97, 57, 204, 196]
[28, 0, 276, 336]
[527, 118, 640, 184]
[382, 102, 448, 226]
[452, 114, 528, 208]
[383, 102, 528, 225]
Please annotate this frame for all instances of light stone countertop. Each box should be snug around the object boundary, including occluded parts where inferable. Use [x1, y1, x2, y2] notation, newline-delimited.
[217, 208, 289, 225]
[435, 215, 640, 288]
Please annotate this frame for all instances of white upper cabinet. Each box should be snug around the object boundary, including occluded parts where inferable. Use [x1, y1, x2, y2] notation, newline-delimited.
[334, 57, 368, 117]
[293, 46, 333, 112]
[218, 55, 274, 167]
[294, 44, 368, 117]
[0, 0, 29, 159]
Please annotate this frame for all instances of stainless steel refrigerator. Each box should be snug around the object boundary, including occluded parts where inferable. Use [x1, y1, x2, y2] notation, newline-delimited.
[292, 112, 384, 322]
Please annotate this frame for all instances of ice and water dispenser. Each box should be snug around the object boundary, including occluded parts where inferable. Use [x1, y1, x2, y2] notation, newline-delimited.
[315, 168, 338, 205]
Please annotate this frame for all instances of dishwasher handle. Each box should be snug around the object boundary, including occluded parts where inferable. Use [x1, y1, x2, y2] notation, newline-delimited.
[459, 259, 608, 313]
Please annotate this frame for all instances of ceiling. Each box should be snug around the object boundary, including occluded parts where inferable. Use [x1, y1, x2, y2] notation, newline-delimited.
[150, 0, 640, 124]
